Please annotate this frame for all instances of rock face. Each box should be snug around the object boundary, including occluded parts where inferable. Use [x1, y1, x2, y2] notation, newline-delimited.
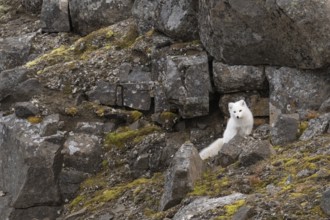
[300, 113, 330, 141]
[159, 142, 203, 211]
[21, 0, 43, 13]
[68, 0, 134, 35]
[199, 0, 330, 69]
[0, 114, 64, 219]
[270, 114, 299, 146]
[132, 0, 157, 34]
[321, 189, 330, 216]
[40, 0, 71, 33]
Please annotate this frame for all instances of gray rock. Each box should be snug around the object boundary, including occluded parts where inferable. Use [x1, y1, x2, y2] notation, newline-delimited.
[0, 68, 28, 101]
[163, 53, 211, 118]
[321, 189, 330, 216]
[319, 98, 330, 113]
[266, 67, 330, 117]
[213, 62, 267, 93]
[86, 80, 117, 106]
[69, 0, 134, 35]
[159, 142, 203, 211]
[154, 0, 199, 40]
[75, 121, 105, 136]
[59, 169, 88, 201]
[0, 33, 35, 72]
[62, 132, 103, 173]
[238, 139, 273, 166]
[14, 102, 39, 118]
[199, 0, 330, 69]
[21, 0, 43, 13]
[172, 193, 246, 220]
[300, 113, 330, 141]
[270, 114, 299, 146]
[40, 114, 61, 137]
[13, 78, 43, 101]
[122, 83, 151, 111]
[9, 206, 62, 220]
[232, 206, 254, 220]
[217, 136, 245, 167]
[0, 114, 64, 218]
[41, 0, 71, 33]
[132, 0, 157, 34]
[252, 124, 271, 140]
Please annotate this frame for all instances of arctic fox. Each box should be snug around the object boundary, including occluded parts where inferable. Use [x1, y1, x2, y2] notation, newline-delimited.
[199, 100, 254, 160]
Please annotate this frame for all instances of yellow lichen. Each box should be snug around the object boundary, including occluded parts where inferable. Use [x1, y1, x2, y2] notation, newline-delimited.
[224, 199, 246, 216]
[65, 106, 78, 116]
[27, 116, 43, 124]
[129, 110, 143, 122]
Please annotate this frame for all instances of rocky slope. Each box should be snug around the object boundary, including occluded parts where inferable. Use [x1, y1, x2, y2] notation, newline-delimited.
[0, 0, 329, 220]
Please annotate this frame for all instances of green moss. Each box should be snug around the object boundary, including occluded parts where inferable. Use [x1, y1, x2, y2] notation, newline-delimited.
[104, 124, 160, 148]
[298, 121, 309, 137]
[64, 106, 78, 116]
[27, 116, 43, 124]
[69, 194, 87, 209]
[224, 199, 246, 216]
[160, 112, 178, 123]
[115, 25, 139, 49]
[129, 110, 143, 122]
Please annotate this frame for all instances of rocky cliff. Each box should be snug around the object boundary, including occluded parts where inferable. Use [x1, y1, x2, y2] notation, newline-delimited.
[0, 0, 329, 219]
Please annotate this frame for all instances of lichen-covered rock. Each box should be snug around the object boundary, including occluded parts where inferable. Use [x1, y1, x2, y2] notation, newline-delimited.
[132, 0, 157, 34]
[14, 102, 39, 118]
[154, 0, 199, 40]
[213, 62, 267, 93]
[270, 113, 299, 146]
[159, 142, 203, 211]
[0, 33, 35, 72]
[86, 80, 117, 106]
[163, 52, 211, 118]
[0, 68, 28, 101]
[68, 0, 134, 35]
[199, 0, 330, 69]
[40, 0, 71, 33]
[21, 0, 43, 13]
[300, 113, 330, 141]
[0, 114, 64, 219]
[321, 189, 330, 216]
[266, 67, 330, 118]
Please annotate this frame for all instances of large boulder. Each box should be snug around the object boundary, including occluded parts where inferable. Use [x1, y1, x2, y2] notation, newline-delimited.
[132, 0, 157, 34]
[68, 0, 134, 35]
[0, 33, 35, 72]
[40, 0, 71, 33]
[0, 114, 64, 219]
[199, 0, 330, 69]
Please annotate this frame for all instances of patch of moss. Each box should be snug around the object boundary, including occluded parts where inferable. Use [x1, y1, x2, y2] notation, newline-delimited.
[65, 106, 78, 116]
[128, 110, 143, 122]
[224, 199, 246, 216]
[104, 124, 160, 148]
[69, 194, 86, 209]
[115, 25, 139, 49]
[27, 116, 43, 124]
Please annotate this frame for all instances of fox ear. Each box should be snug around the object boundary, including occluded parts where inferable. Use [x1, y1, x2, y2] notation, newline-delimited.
[240, 100, 246, 106]
[228, 102, 234, 110]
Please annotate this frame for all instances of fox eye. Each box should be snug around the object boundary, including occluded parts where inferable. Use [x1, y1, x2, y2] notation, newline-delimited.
[239, 110, 242, 112]
[234, 111, 236, 113]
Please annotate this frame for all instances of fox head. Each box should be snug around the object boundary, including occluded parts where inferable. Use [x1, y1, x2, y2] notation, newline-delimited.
[228, 100, 247, 119]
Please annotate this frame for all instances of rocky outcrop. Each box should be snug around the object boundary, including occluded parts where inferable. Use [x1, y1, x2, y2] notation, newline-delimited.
[21, 0, 43, 13]
[300, 113, 330, 141]
[321, 189, 330, 216]
[199, 0, 330, 69]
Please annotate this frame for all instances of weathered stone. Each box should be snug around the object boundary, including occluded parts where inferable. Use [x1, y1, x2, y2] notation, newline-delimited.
[0, 114, 64, 218]
[238, 139, 273, 166]
[9, 206, 62, 220]
[13, 78, 43, 101]
[118, 63, 152, 83]
[321, 189, 330, 216]
[270, 114, 299, 146]
[21, 0, 43, 13]
[122, 83, 151, 111]
[69, 0, 134, 35]
[86, 80, 117, 106]
[163, 53, 211, 118]
[59, 169, 88, 201]
[213, 62, 266, 93]
[252, 124, 271, 140]
[75, 122, 104, 136]
[40, 114, 61, 137]
[154, 0, 199, 40]
[266, 67, 330, 117]
[300, 113, 330, 141]
[219, 93, 269, 118]
[41, 0, 71, 33]
[199, 0, 330, 69]
[173, 193, 246, 220]
[14, 102, 39, 118]
[62, 132, 102, 173]
[319, 98, 330, 113]
[0, 34, 35, 72]
[132, 0, 157, 34]
[154, 84, 171, 113]
[232, 206, 254, 220]
[159, 142, 203, 211]
[0, 68, 27, 101]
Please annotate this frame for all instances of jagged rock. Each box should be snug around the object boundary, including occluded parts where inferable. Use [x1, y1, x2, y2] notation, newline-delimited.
[159, 142, 203, 211]
[86, 80, 117, 106]
[172, 193, 246, 220]
[59, 169, 89, 201]
[69, 0, 134, 35]
[0, 68, 27, 101]
[252, 124, 271, 140]
[219, 93, 269, 118]
[132, 0, 157, 34]
[9, 206, 62, 220]
[14, 102, 39, 118]
[321, 189, 330, 216]
[163, 52, 211, 118]
[213, 62, 267, 93]
[21, 0, 43, 13]
[217, 136, 273, 167]
[232, 206, 254, 220]
[41, 0, 71, 33]
[13, 78, 43, 101]
[319, 98, 330, 113]
[62, 132, 103, 173]
[199, 0, 330, 69]
[266, 67, 330, 117]
[122, 83, 151, 111]
[154, 0, 199, 40]
[270, 113, 299, 146]
[300, 113, 330, 141]
[0, 33, 35, 72]
[0, 114, 64, 219]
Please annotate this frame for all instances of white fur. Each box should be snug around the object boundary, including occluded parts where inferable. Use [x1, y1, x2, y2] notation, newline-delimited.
[199, 100, 254, 160]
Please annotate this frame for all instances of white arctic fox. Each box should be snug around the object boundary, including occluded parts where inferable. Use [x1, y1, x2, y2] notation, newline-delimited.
[199, 100, 254, 160]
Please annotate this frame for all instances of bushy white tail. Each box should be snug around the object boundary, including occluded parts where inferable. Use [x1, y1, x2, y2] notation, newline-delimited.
[199, 138, 224, 160]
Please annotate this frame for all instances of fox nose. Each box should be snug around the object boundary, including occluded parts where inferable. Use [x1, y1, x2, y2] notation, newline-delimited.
[236, 116, 240, 119]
